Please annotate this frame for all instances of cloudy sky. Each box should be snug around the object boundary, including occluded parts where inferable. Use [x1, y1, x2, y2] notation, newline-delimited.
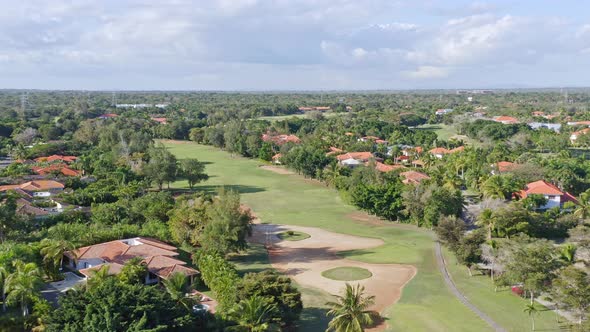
[1, 0, 589, 90]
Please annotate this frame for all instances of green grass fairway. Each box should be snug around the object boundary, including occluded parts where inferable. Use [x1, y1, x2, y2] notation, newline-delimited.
[163, 140, 492, 332]
[278, 231, 310, 241]
[321, 267, 372, 281]
[414, 123, 478, 146]
[442, 248, 565, 332]
[257, 112, 343, 122]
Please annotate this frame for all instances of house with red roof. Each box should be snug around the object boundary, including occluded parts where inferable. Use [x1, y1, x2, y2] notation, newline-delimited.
[400, 171, 431, 185]
[492, 161, 517, 175]
[31, 164, 81, 177]
[493, 116, 519, 124]
[151, 117, 168, 124]
[0, 180, 65, 197]
[262, 134, 301, 145]
[373, 162, 406, 173]
[336, 152, 376, 168]
[271, 153, 282, 165]
[35, 155, 77, 163]
[515, 180, 577, 210]
[429, 146, 464, 159]
[570, 128, 590, 144]
[98, 113, 119, 119]
[65, 237, 199, 284]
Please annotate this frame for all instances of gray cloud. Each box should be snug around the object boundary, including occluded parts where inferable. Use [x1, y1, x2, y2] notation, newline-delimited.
[0, 0, 588, 89]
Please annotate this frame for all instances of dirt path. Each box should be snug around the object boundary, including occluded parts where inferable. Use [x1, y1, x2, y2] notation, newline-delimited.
[435, 242, 507, 332]
[249, 223, 416, 331]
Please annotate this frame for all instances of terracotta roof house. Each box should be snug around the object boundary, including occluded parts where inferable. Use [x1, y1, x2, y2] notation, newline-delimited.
[336, 152, 374, 162]
[15, 198, 50, 218]
[493, 116, 519, 124]
[358, 136, 381, 143]
[429, 146, 464, 159]
[400, 171, 431, 185]
[515, 180, 577, 210]
[262, 134, 301, 145]
[532, 111, 545, 117]
[570, 128, 590, 144]
[411, 160, 425, 168]
[65, 237, 199, 284]
[373, 162, 406, 173]
[31, 164, 81, 177]
[0, 180, 65, 197]
[567, 121, 590, 126]
[494, 161, 517, 174]
[35, 155, 77, 163]
[271, 153, 282, 165]
[326, 146, 344, 156]
[151, 117, 168, 124]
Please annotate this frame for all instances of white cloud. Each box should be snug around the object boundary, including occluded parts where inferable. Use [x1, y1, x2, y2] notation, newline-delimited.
[403, 66, 449, 79]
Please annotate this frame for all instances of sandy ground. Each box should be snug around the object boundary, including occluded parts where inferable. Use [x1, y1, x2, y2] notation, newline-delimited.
[259, 165, 295, 175]
[249, 224, 416, 331]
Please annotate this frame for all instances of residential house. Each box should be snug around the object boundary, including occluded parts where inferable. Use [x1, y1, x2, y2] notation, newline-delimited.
[435, 108, 454, 115]
[0, 180, 65, 197]
[493, 116, 519, 124]
[515, 180, 577, 210]
[98, 113, 119, 119]
[411, 160, 425, 168]
[570, 128, 590, 144]
[262, 134, 301, 145]
[31, 164, 81, 177]
[492, 161, 517, 175]
[326, 147, 344, 156]
[15, 198, 50, 218]
[65, 237, 199, 284]
[528, 122, 561, 132]
[358, 136, 381, 143]
[151, 117, 168, 124]
[429, 146, 464, 159]
[400, 171, 431, 185]
[336, 152, 375, 167]
[271, 153, 282, 165]
[567, 121, 590, 126]
[373, 162, 406, 173]
[34, 155, 77, 163]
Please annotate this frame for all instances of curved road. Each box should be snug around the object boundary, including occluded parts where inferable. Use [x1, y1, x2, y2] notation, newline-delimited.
[434, 242, 507, 332]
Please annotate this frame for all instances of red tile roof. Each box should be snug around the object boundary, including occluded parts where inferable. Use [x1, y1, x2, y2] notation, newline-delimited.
[429, 147, 449, 155]
[69, 237, 198, 280]
[99, 113, 118, 118]
[272, 153, 282, 160]
[151, 117, 167, 124]
[520, 180, 564, 196]
[400, 171, 430, 184]
[497, 161, 516, 173]
[35, 155, 77, 163]
[494, 116, 519, 124]
[336, 152, 373, 161]
[0, 180, 65, 192]
[31, 164, 81, 177]
[326, 147, 344, 156]
[262, 134, 301, 145]
[374, 162, 405, 173]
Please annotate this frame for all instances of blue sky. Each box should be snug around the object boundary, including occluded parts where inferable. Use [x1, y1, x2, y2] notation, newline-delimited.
[0, 0, 589, 90]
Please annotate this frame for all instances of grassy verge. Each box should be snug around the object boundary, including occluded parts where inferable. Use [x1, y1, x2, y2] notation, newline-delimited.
[163, 140, 493, 332]
[442, 247, 567, 332]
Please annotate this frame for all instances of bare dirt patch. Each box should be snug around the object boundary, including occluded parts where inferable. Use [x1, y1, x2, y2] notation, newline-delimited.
[259, 165, 295, 175]
[249, 224, 416, 331]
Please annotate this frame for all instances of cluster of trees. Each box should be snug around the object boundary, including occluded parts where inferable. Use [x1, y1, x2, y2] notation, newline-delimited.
[197, 252, 303, 330]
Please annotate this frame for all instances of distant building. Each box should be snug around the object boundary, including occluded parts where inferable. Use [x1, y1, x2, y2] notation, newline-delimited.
[493, 116, 519, 124]
[400, 171, 431, 185]
[570, 128, 590, 144]
[515, 180, 577, 210]
[527, 122, 561, 132]
[435, 108, 454, 115]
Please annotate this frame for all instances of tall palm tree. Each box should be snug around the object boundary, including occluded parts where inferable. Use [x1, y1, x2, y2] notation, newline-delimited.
[162, 272, 194, 310]
[481, 176, 506, 199]
[523, 303, 539, 331]
[39, 238, 78, 279]
[573, 190, 590, 220]
[4, 260, 43, 316]
[228, 295, 277, 332]
[87, 264, 112, 289]
[559, 243, 577, 264]
[326, 283, 376, 332]
[323, 162, 342, 188]
[477, 209, 496, 240]
[0, 264, 7, 312]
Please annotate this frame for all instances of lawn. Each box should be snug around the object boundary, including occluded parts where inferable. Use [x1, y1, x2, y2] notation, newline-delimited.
[163, 140, 493, 332]
[321, 267, 372, 281]
[442, 248, 566, 332]
[257, 112, 343, 122]
[277, 230, 310, 241]
[414, 123, 478, 146]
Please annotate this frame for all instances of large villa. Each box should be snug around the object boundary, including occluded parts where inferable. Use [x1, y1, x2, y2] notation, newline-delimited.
[65, 237, 199, 284]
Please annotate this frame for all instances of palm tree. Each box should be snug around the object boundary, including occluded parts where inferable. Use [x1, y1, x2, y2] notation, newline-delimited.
[481, 176, 506, 199]
[39, 238, 77, 279]
[573, 190, 590, 220]
[87, 264, 111, 289]
[228, 295, 277, 332]
[162, 272, 194, 310]
[477, 209, 496, 240]
[4, 260, 43, 316]
[0, 264, 7, 312]
[326, 283, 376, 332]
[523, 303, 539, 331]
[323, 162, 342, 188]
[559, 243, 577, 264]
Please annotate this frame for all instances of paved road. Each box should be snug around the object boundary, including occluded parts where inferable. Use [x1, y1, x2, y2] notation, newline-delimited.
[434, 242, 507, 332]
